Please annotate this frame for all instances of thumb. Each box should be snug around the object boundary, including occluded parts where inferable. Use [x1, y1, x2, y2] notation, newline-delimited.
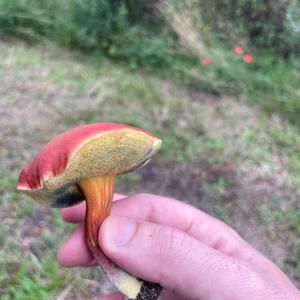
[99, 215, 261, 300]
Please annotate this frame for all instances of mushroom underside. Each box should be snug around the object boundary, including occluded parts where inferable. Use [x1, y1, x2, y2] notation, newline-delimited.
[24, 155, 152, 208]
[21, 129, 160, 208]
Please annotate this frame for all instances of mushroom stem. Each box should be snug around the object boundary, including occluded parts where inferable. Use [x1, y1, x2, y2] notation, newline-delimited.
[78, 175, 144, 299]
[79, 175, 115, 257]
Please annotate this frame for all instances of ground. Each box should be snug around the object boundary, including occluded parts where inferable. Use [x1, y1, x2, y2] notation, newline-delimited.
[1, 40, 300, 299]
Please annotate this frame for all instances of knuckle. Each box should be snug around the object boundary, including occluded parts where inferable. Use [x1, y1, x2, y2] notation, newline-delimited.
[227, 261, 276, 299]
[156, 226, 177, 256]
[150, 226, 198, 291]
[153, 226, 195, 263]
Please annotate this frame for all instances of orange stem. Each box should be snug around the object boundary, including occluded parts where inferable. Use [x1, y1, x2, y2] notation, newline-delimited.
[78, 175, 116, 273]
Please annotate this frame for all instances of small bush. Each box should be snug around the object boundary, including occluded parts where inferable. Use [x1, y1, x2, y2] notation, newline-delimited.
[0, 0, 182, 68]
[0, 0, 299, 64]
[198, 0, 300, 57]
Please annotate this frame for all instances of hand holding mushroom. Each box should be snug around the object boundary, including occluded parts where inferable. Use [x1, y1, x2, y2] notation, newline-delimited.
[18, 123, 162, 300]
[59, 194, 300, 300]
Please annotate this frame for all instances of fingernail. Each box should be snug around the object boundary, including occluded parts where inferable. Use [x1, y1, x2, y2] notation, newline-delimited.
[101, 215, 136, 247]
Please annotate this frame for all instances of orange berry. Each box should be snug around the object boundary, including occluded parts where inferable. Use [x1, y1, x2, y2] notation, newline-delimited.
[243, 54, 254, 63]
[203, 57, 212, 65]
[234, 47, 244, 55]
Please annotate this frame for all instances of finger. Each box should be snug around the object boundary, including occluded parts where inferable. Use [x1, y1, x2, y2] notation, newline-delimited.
[56, 223, 94, 267]
[100, 292, 124, 300]
[114, 195, 291, 279]
[159, 289, 186, 300]
[113, 194, 127, 201]
[99, 215, 266, 300]
[57, 223, 184, 299]
[61, 193, 126, 223]
[58, 193, 253, 268]
[110, 194, 251, 258]
[61, 201, 85, 224]
[62, 192, 246, 257]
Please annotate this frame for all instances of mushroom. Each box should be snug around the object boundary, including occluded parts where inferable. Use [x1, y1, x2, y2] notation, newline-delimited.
[17, 123, 162, 300]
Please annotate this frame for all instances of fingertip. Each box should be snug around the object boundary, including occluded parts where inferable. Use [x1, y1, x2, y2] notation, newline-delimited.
[113, 193, 126, 202]
[57, 224, 93, 267]
[61, 201, 86, 223]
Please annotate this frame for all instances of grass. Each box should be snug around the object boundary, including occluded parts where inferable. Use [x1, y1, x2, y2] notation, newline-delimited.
[150, 2, 299, 132]
[1, 252, 71, 300]
[261, 206, 300, 235]
[1, 40, 300, 298]
[0, 162, 103, 299]
[268, 123, 300, 188]
[167, 43, 300, 129]
[1, 2, 299, 295]
[213, 203, 230, 223]
[0, 168, 76, 299]
[0, 0, 299, 128]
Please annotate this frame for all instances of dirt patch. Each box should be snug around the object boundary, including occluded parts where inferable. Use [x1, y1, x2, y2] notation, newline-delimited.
[129, 160, 236, 209]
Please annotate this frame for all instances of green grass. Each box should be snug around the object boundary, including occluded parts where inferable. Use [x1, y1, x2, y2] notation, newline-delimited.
[1, 39, 300, 297]
[118, 173, 141, 189]
[0, 252, 71, 300]
[294, 245, 300, 280]
[168, 51, 300, 127]
[1, 0, 299, 128]
[0, 163, 83, 299]
[214, 204, 230, 223]
[268, 207, 300, 234]
[268, 123, 300, 188]
[0, 218, 76, 299]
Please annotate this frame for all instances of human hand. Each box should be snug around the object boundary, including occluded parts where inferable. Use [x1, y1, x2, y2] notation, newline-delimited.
[57, 193, 300, 300]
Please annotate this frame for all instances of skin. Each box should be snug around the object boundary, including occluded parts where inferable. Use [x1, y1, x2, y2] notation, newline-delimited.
[57, 194, 300, 300]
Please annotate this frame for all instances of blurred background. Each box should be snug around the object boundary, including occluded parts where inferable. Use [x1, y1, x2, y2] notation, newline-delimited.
[1, 0, 300, 299]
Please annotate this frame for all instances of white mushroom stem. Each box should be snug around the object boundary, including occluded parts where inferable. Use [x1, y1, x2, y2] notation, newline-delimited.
[78, 175, 142, 299]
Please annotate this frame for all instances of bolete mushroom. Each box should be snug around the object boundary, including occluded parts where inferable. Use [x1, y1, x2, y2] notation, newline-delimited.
[17, 123, 162, 300]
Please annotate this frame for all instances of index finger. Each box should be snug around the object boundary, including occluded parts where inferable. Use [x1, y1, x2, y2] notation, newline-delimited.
[61, 193, 249, 256]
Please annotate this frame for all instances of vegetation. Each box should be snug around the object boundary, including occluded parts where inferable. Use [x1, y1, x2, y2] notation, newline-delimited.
[198, 0, 300, 57]
[1, 0, 299, 124]
[1, 0, 299, 57]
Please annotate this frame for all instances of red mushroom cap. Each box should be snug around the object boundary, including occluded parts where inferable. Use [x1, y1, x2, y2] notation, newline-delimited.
[17, 123, 161, 207]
